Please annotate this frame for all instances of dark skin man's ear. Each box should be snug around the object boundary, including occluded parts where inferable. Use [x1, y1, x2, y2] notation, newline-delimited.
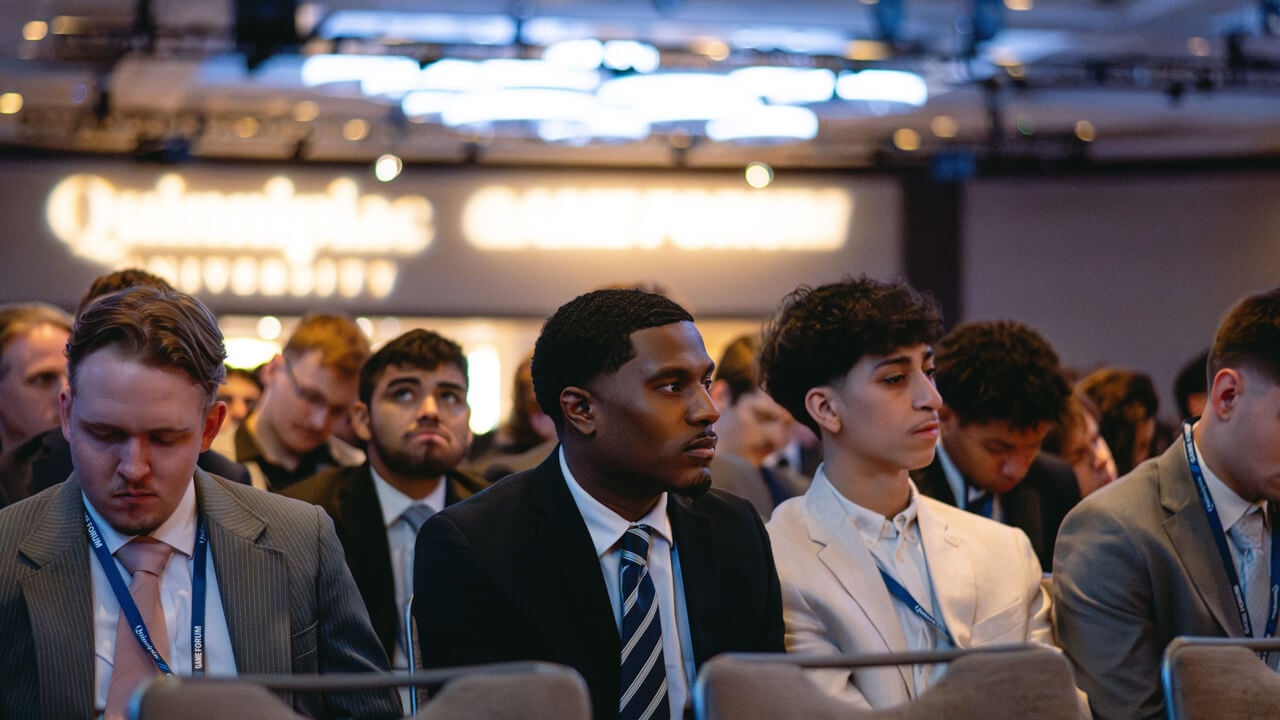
[560, 387, 597, 437]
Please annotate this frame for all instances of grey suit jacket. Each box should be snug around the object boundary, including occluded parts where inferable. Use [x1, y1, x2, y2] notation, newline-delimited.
[0, 469, 400, 720]
[710, 452, 810, 521]
[1052, 442, 1247, 720]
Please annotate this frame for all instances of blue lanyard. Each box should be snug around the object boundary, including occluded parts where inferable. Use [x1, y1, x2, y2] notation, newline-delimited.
[877, 567, 955, 646]
[1182, 422, 1280, 659]
[85, 508, 209, 676]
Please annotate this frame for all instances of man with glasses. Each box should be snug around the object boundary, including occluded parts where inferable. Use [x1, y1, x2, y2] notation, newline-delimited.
[236, 314, 370, 491]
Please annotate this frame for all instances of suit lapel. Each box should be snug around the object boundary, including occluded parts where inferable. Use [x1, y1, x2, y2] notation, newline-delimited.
[196, 470, 293, 673]
[18, 479, 96, 718]
[1159, 446, 1243, 635]
[525, 455, 620, 697]
[337, 467, 399, 656]
[669, 494, 716, 665]
[806, 475, 914, 696]
[915, 498, 977, 648]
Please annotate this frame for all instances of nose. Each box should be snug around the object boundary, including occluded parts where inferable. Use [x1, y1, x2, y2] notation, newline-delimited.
[418, 393, 440, 420]
[1002, 450, 1035, 482]
[304, 403, 332, 430]
[118, 437, 150, 482]
[691, 384, 720, 425]
[916, 373, 943, 410]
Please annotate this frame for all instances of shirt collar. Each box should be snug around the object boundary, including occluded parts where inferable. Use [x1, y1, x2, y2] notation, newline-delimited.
[559, 446, 672, 558]
[370, 467, 447, 529]
[1195, 432, 1266, 529]
[83, 477, 199, 558]
[818, 465, 921, 547]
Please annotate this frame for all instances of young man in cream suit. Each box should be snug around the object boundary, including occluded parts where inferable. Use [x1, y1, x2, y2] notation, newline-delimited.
[759, 277, 1052, 709]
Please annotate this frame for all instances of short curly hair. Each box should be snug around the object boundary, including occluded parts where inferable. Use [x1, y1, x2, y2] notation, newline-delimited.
[532, 289, 694, 427]
[934, 320, 1069, 429]
[759, 276, 943, 435]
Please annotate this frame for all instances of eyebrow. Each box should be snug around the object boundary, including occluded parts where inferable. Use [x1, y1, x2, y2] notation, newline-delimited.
[873, 348, 934, 370]
[385, 377, 468, 393]
[82, 420, 190, 435]
[647, 361, 715, 382]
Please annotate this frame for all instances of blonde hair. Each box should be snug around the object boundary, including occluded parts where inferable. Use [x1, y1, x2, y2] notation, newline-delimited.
[283, 313, 370, 378]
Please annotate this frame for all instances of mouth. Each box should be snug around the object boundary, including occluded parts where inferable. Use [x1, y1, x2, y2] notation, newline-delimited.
[408, 429, 446, 443]
[683, 433, 718, 459]
[114, 490, 157, 505]
[912, 420, 941, 438]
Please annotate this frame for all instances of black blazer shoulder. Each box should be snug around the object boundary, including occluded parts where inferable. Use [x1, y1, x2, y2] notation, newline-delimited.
[414, 450, 783, 720]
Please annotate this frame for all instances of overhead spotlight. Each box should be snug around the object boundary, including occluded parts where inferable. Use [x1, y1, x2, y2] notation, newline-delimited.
[374, 154, 403, 182]
[744, 162, 774, 189]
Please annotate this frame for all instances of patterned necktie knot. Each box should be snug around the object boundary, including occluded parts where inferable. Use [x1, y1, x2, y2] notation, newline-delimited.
[621, 525, 652, 568]
[402, 504, 435, 534]
[116, 537, 174, 578]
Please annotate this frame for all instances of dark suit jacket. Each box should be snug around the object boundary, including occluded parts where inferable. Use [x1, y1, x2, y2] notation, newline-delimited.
[1052, 443, 1255, 720]
[281, 463, 487, 658]
[412, 451, 785, 720]
[912, 452, 1080, 570]
[0, 469, 399, 720]
[0, 427, 250, 509]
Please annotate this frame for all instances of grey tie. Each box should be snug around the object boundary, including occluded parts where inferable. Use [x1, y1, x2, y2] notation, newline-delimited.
[402, 504, 435, 534]
[1229, 506, 1269, 639]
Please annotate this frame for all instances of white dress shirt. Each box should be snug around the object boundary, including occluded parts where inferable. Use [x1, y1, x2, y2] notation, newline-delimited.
[370, 468, 446, 670]
[937, 443, 1005, 522]
[828, 477, 949, 696]
[559, 448, 696, 719]
[89, 479, 237, 713]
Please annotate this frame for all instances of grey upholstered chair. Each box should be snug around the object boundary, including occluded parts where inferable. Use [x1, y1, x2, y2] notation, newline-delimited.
[693, 644, 1081, 720]
[129, 661, 591, 720]
[1162, 636, 1280, 720]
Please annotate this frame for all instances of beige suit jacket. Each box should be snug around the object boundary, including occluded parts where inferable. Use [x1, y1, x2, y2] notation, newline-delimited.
[766, 470, 1052, 709]
[0, 468, 399, 720]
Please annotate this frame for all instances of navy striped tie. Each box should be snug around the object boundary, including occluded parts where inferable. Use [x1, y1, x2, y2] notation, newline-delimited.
[619, 525, 670, 720]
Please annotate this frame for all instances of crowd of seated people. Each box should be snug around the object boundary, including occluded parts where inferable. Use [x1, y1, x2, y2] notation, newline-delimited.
[0, 267, 1277, 720]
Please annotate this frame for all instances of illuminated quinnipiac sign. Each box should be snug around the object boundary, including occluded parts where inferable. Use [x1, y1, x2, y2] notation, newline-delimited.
[462, 186, 852, 251]
[45, 173, 435, 299]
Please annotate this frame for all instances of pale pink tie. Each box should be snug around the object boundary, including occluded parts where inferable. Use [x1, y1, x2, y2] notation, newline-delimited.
[104, 537, 175, 720]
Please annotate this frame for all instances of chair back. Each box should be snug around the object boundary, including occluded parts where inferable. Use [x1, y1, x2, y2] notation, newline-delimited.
[130, 661, 590, 720]
[1162, 636, 1280, 720]
[695, 644, 1080, 720]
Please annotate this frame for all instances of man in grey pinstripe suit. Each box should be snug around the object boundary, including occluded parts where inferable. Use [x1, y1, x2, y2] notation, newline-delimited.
[0, 286, 399, 720]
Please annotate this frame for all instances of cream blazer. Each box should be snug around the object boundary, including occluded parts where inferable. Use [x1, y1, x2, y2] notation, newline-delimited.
[766, 470, 1053, 709]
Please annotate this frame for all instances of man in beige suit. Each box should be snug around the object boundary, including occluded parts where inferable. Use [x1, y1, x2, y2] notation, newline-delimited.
[0, 286, 398, 720]
[758, 277, 1051, 709]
